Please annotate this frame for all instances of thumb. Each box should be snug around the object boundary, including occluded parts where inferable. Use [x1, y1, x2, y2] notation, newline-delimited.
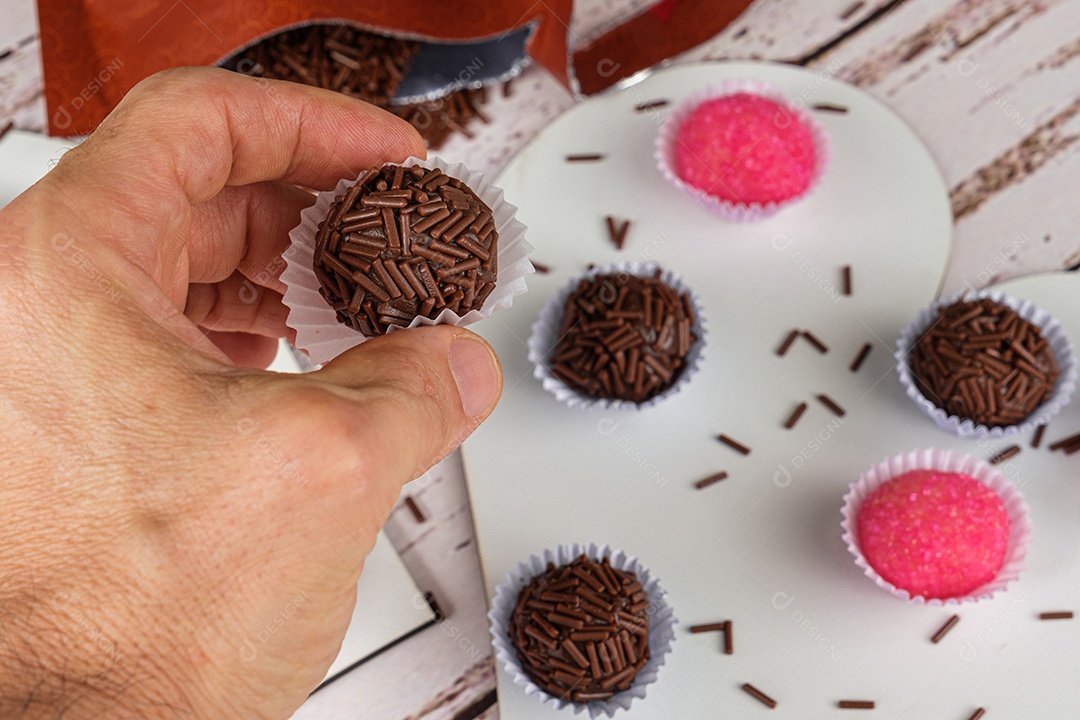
[312, 325, 502, 483]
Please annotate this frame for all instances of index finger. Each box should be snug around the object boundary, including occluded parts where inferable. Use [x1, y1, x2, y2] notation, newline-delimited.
[62, 66, 427, 203]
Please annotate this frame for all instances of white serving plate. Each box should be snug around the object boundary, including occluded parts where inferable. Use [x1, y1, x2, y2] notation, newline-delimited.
[464, 62, 1080, 717]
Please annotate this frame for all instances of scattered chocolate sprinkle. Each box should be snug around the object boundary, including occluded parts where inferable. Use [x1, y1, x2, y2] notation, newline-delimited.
[741, 683, 777, 709]
[850, 343, 872, 372]
[813, 103, 850, 114]
[838, 700, 875, 709]
[841, 265, 852, 296]
[1048, 431, 1080, 451]
[502, 79, 513, 98]
[717, 434, 751, 455]
[802, 330, 829, 354]
[967, 709, 986, 720]
[784, 402, 808, 429]
[312, 164, 497, 335]
[509, 555, 650, 702]
[603, 216, 631, 250]
[694, 472, 728, 490]
[1038, 611, 1073, 620]
[635, 99, 669, 112]
[551, 271, 697, 403]
[0, 121, 13, 143]
[689, 622, 727, 634]
[988, 445, 1021, 465]
[723, 620, 733, 655]
[566, 154, 606, 162]
[815, 394, 846, 417]
[1032, 424, 1047, 448]
[931, 614, 960, 644]
[404, 495, 425, 523]
[532, 261, 551, 274]
[776, 329, 800, 357]
[909, 298, 1059, 428]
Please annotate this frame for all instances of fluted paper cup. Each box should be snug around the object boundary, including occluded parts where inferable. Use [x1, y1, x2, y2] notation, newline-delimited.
[282, 156, 532, 366]
[488, 543, 676, 717]
[841, 448, 1031, 605]
[528, 262, 706, 411]
[896, 288, 1077, 439]
[654, 78, 831, 221]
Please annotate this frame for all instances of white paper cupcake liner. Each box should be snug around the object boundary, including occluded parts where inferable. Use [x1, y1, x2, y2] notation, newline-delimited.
[895, 288, 1078, 439]
[488, 542, 677, 717]
[282, 156, 533, 366]
[840, 448, 1031, 606]
[527, 262, 707, 411]
[654, 78, 831, 222]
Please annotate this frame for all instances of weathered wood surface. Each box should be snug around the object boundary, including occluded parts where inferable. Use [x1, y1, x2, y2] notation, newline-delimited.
[4, 0, 1080, 717]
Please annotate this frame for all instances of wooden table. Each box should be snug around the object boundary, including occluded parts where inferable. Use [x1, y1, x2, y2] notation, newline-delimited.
[4, 1, 1080, 717]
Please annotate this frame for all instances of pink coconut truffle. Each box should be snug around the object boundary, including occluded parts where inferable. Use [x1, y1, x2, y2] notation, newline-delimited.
[673, 93, 817, 206]
[856, 469, 1009, 599]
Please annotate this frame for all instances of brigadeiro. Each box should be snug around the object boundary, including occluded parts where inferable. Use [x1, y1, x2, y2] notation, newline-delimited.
[528, 262, 707, 410]
[488, 543, 677, 717]
[655, 79, 829, 220]
[896, 290, 1077, 438]
[282, 157, 532, 365]
[841, 449, 1031, 605]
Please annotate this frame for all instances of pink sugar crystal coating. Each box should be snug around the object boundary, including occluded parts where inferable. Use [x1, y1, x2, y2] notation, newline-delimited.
[673, 93, 817, 205]
[857, 469, 1009, 599]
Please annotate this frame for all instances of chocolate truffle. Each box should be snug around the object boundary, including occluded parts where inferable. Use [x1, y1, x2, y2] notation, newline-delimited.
[857, 469, 1009, 599]
[508, 555, 650, 703]
[312, 164, 498, 336]
[550, 271, 697, 403]
[909, 298, 1059, 428]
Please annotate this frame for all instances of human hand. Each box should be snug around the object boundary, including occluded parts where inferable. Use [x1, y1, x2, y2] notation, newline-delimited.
[0, 67, 501, 719]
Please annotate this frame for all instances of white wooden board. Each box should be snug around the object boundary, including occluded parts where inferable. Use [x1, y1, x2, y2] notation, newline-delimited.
[461, 62, 1080, 718]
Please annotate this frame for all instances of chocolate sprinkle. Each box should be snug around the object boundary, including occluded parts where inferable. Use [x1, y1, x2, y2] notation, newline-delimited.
[312, 164, 497, 335]
[508, 555, 650, 702]
[838, 700, 875, 709]
[689, 622, 727, 634]
[931, 614, 959, 643]
[1032, 424, 1047, 448]
[635, 99, 669, 112]
[404, 496, 425, 523]
[566, 154, 606, 162]
[909, 298, 1059, 428]
[1038, 611, 1073, 620]
[813, 103, 850, 114]
[717, 434, 751, 455]
[723, 620, 733, 655]
[841, 265, 852, 296]
[741, 683, 777, 709]
[551, 271, 697, 403]
[532, 261, 552, 274]
[784, 402, 808, 429]
[802, 330, 829, 354]
[694, 472, 728, 490]
[988, 445, 1021, 465]
[777, 329, 800, 357]
[1048, 430, 1080, 451]
[850, 343, 872, 372]
[816, 393, 846, 417]
[967, 709, 986, 720]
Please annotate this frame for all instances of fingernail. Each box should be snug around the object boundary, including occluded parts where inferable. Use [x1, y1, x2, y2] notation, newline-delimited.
[450, 335, 501, 420]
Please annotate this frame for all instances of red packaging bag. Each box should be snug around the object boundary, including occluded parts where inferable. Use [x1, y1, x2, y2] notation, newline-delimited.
[38, 0, 572, 136]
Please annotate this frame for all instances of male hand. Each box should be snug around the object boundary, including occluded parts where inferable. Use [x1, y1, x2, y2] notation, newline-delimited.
[0, 67, 501, 719]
